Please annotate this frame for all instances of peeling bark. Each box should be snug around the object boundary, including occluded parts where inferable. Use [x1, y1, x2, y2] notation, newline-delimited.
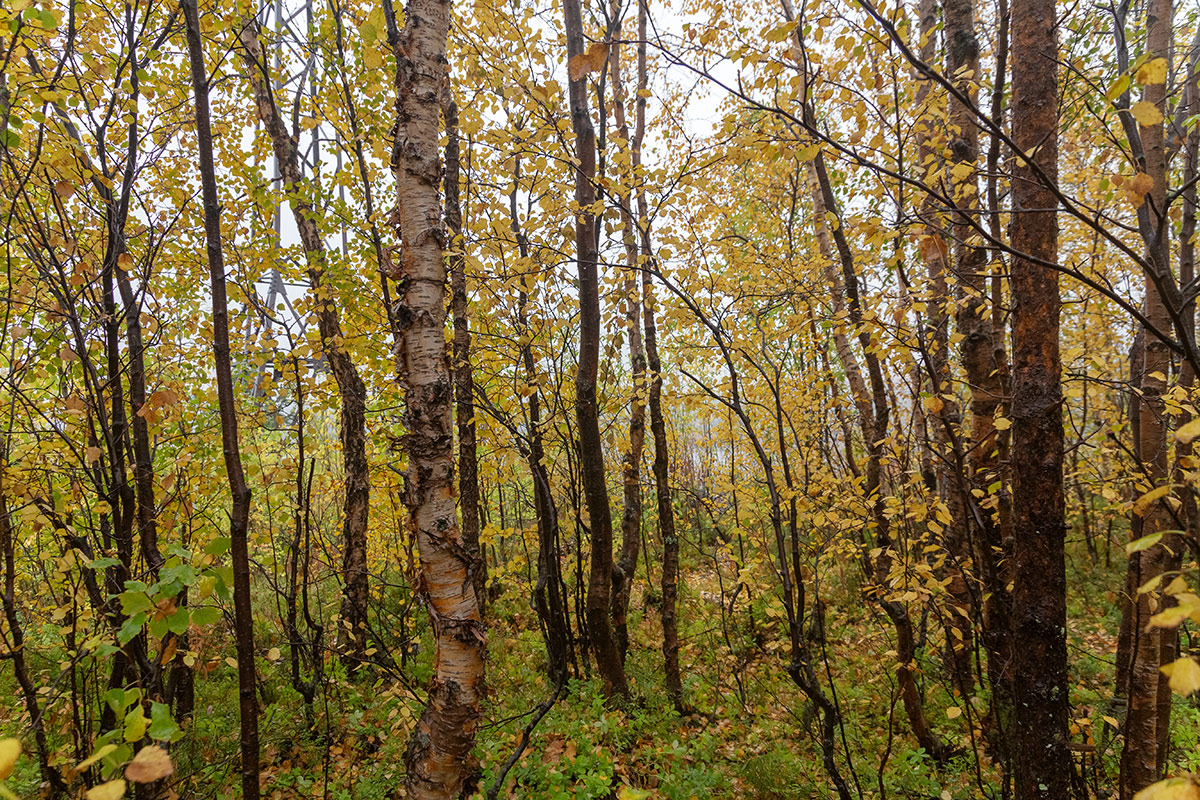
[391, 0, 487, 793]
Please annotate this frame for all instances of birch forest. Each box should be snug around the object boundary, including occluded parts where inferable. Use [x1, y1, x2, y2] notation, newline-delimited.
[0, 0, 1198, 797]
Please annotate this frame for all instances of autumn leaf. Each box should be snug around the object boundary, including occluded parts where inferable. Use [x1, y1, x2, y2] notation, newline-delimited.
[569, 42, 609, 80]
[1134, 776, 1200, 800]
[1177, 417, 1200, 443]
[126, 744, 173, 783]
[1161, 657, 1200, 696]
[1137, 58, 1168, 85]
[1130, 100, 1164, 127]
[946, 706, 962, 719]
[0, 740, 20, 780]
[1132, 486, 1172, 517]
[85, 779, 126, 800]
[76, 743, 118, 772]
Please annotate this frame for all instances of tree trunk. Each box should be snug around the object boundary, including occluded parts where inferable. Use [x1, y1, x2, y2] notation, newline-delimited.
[510, 158, 573, 687]
[1119, 0, 1178, 792]
[181, 2, 260, 796]
[443, 84, 488, 619]
[237, 19, 372, 668]
[562, 0, 629, 700]
[608, 10, 647, 665]
[1008, 0, 1069, 793]
[391, 0, 487, 793]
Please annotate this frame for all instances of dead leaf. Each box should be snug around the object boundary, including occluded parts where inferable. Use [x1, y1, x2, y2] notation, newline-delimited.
[126, 744, 174, 783]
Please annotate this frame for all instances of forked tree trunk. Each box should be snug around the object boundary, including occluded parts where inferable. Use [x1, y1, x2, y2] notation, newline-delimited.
[785, 0, 950, 759]
[391, 0, 487, 794]
[181, 1, 260, 796]
[237, 20, 372, 668]
[562, 0, 630, 700]
[1008, 0, 1069, 793]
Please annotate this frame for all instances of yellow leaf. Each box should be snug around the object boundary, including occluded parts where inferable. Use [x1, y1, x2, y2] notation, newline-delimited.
[1161, 657, 1200, 697]
[993, 417, 1012, 431]
[1177, 417, 1200, 444]
[76, 743, 118, 771]
[569, 42, 609, 81]
[1131, 100, 1164, 127]
[85, 779, 126, 800]
[225, 657, 238, 669]
[0, 739, 20, 780]
[125, 745, 173, 783]
[946, 706, 962, 719]
[266, 647, 281, 661]
[922, 396, 944, 414]
[616, 788, 652, 800]
[1133, 776, 1200, 800]
[1137, 58, 1169, 85]
[1132, 486, 1172, 517]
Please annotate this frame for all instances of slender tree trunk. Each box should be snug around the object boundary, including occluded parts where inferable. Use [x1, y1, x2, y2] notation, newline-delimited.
[237, 19, 372, 668]
[510, 159, 572, 686]
[391, 0, 487, 793]
[1119, 0, 1178, 791]
[792, 48, 950, 755]
[562, 0, 629, 700]
[443, 83, 488, 618]
[1008, 0, 1069, 794]
[181, 2, 260, 796]
[608, 12, 647, 665]
[913, 0, 975, 704]
[0, 491, 66, 794]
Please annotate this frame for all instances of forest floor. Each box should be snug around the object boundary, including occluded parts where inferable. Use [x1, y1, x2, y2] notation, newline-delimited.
[2, 540, 1193, 799]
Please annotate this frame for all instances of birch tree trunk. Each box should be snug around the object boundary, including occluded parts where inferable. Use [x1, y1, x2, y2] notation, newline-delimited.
[391, 0, 487, 793]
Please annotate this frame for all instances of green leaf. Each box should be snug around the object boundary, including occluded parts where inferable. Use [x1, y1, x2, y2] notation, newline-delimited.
[204, 537, 231, 557]
[123, 705, 147, 743]
[167, 608, 189, 636]
[189, 606, 220, 627]
[119, 591, 153, 617]
[118, 612, 147, 645]
[148, 702, 180, 741]
[1127, 531, 1164, 554]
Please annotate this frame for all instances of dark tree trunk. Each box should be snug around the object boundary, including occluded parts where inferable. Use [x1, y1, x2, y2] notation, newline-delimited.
[182, 2, 260, 796]
[443, 85, 488, 619]
[1008, 0, 1069, 794]
[608, 10, 647, 665]
[236, 20, 372, 669]
[562, 0, 629, 700]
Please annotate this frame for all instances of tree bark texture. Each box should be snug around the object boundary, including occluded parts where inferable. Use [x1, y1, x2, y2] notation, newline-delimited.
[390, 0, 487, 793]
[1009, 0, 1070, 793]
